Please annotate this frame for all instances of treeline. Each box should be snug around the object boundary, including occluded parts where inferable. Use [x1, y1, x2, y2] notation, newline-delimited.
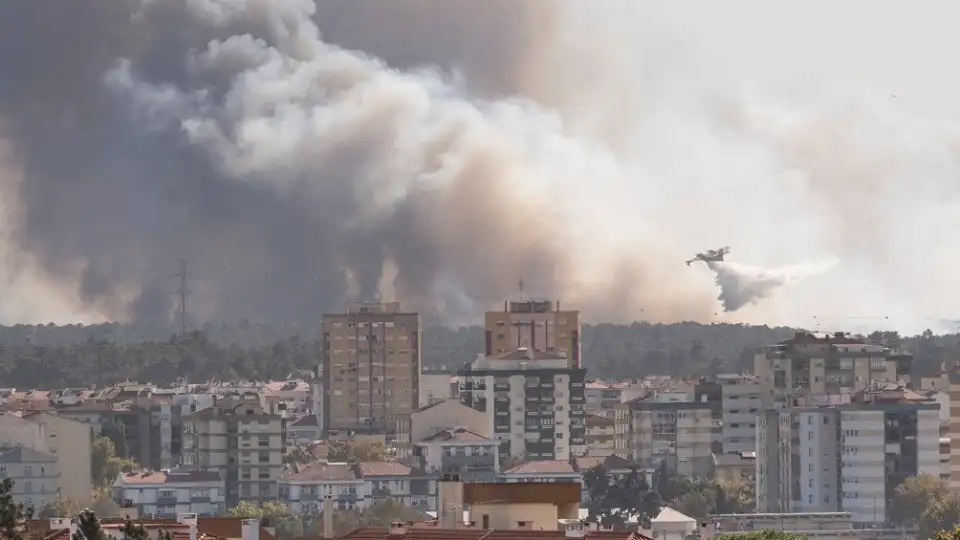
[0, 322, 952, 388]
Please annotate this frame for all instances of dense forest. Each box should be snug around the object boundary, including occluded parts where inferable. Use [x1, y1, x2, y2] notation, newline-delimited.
[0, 322, 953, 388]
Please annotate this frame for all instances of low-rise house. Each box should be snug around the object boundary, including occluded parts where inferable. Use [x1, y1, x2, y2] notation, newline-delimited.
[499, 460, 581, 484]
[358, 461, 434, 511]
[280, 462, 365, 513]
[413, 428, 499, 482]
[112, 469, 224, 517]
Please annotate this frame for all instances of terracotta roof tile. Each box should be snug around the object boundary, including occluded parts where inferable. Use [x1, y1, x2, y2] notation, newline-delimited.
[357, 461, 423, 477]
[116, 469, 222, 485]
[420, 428, 491, 443]
[288, 462, 358, 482]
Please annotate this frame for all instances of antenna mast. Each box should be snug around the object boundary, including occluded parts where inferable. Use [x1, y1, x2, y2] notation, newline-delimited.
[518, 277, 525, 301]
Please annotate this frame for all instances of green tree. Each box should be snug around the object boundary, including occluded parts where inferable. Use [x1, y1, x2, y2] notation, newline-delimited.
[225, 500, 291, 519]
[893, 474, 948, 526]
[360, 499, 428, 526]
[72, 509, 107, 540]
[328, 440, 390, 463]
[284, 445, 316, 465]
[119, 518, 148, 540]
[921, 494, 960, 540]
[0, 478, 33, 540]
[582, 467, 662, 527]
[91, 436, 137, 489]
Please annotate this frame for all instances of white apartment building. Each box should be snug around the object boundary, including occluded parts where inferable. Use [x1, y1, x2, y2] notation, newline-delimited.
[0, 446, 60, 510]
[459, 348, 587, 462]
[715, 375, 761, 453]
[757, 401, 939, 524]
[112, 469, 224, 517]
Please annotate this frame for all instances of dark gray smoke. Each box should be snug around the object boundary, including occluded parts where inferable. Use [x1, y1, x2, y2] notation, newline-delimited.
[0, 0, 715, 324]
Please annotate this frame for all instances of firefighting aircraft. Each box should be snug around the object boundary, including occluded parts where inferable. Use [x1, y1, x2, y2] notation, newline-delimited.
[686, 246, 730, 266]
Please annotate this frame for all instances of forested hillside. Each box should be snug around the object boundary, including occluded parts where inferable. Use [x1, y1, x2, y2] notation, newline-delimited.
[0, 322, 951, 388]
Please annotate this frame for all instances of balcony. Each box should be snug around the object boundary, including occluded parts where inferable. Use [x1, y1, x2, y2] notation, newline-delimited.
[157, 496, 179, 506]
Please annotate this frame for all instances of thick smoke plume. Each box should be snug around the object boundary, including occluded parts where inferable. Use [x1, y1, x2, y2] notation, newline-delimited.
[707, 260, 836, 312]
[3, 1, 960, 331]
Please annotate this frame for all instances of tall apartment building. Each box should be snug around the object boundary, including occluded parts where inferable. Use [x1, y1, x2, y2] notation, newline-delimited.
[753, 332, 912, 410]
[320, 302, 421, 435]
[714, 374, 762, 453]
[756, 399, 940, 524]
[614, 399, 719, 477]
[485, 300, 581, 368]
[459, 347, 587, 462]
[181, 400, 285, 506]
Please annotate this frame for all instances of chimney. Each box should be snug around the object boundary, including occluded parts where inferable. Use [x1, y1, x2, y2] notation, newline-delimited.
[322, 496, 334, 539]
[437, 473, 464, 529]
[389, 522, 407, 536]
[241, 518, 261, 540]
[177, 513, 199, 540]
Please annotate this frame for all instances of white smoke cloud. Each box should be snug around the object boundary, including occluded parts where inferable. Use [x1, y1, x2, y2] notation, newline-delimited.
[706, 259, 838, 312]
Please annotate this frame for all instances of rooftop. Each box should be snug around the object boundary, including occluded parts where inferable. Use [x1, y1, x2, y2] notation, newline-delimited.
[116, 469, 222, 485]
[420, 428, 492, 443]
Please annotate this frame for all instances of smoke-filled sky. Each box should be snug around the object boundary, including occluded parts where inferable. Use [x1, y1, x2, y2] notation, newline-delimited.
[1, 0, 960, 333]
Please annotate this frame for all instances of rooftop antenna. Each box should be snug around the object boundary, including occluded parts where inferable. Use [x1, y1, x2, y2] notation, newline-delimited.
[518, 277, 525, 301]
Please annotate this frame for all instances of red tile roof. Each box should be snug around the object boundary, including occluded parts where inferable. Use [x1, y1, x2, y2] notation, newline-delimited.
[288, 462, 359, 482]
[420, 428, 492, 443]
[356, 461, 423, 477]
[117, 469, 222, 484]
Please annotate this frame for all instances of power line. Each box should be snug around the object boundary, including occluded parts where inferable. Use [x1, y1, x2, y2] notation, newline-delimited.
[170, 258, 191, 336]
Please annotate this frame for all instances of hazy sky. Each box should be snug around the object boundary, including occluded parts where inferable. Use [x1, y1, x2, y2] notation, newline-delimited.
[2, 0, 960, 334]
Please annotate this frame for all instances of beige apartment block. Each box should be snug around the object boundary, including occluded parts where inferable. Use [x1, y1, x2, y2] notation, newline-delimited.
[753, 332, 912, 409]
[22, 411, 92, 501]
[484, 300, 581, 368]
[181, 400, 284, 506]
[614, 399, 718, 477]
[321, 302, 421, 434]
